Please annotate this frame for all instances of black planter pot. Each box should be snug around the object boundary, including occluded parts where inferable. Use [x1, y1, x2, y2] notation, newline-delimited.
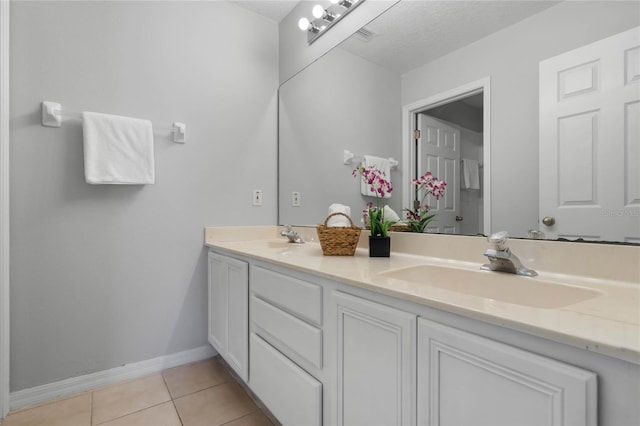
[369, 236, 391, 257]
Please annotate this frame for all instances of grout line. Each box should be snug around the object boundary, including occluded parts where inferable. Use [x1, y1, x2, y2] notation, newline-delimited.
[159, 370, 184, 426]
[217, 409, 262, 426]
[215, 356, 281, 426]
[93, 400, 173, 426]
[170, 399, 184, 426]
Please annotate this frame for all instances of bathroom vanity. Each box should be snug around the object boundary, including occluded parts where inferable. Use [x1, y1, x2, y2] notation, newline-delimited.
[205, 226, 639, 426]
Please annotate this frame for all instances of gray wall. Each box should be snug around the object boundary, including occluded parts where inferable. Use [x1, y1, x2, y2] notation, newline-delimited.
[10, 1, 278, 391]
[279, 47, 402, 226]
[402, 1, 640, 237]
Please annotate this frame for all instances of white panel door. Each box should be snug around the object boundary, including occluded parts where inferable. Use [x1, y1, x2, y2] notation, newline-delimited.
[334, 291, 416, 426]
[539, 26, 640, 242]
[417, 318, 597, 426]
[417, 114, 461, 234]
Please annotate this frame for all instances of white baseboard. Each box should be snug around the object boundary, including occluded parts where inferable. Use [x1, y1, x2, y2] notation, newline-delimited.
[9, 345, 217, 412]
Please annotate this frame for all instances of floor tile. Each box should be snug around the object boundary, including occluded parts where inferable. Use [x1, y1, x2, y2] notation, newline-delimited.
[97, 401, 181, 426]
[225, 411, 275, 426]
[174, 382, 258, 426]
[1, 393, 91, 426]
[92, 374, 171, 425]
[162, 357, 232, 399]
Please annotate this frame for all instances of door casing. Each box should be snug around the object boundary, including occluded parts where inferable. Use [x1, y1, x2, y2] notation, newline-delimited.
[402, 77, 491, 236]
[1, 0, 11, 419]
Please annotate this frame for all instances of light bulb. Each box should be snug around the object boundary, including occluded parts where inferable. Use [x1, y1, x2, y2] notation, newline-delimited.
[312, 5, 324, 19]
[298, 17, 310, 31]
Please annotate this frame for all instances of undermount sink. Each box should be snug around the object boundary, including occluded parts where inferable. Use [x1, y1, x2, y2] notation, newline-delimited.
[266, 239, 308, 248]
[379, 264, 603, 309]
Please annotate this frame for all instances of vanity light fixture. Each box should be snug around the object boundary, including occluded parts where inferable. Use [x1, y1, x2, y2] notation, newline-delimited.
[298, 17, 320, 33]
[299, 0, 364, 45]
[330, 0, 354, 7]
[312, 5, 336, 22]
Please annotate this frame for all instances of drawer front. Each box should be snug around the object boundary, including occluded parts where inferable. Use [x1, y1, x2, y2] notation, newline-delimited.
[252, 295, 323, 368]
[251, 265, 322, 325]
[250, 333, 322, 426]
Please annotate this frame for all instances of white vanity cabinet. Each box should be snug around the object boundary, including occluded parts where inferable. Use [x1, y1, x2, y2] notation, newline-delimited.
[417, 318, 597, 426]
[333, 291, 417, 426]
[207, 251, 248, 381]
[204, 247, 634, 425]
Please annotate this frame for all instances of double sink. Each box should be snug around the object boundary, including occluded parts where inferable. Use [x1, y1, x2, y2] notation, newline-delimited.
[252, 239, 604, 309]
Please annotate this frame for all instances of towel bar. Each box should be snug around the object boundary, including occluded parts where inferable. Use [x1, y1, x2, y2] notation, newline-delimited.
[41, 101, 187, 144]
[343, 149, 398, 169]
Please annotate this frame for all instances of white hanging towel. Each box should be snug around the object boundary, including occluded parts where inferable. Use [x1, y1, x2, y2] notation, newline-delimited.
[82, 111, 155, 184]
[361, 155, 391, 198]
[461, 158, 480, 190]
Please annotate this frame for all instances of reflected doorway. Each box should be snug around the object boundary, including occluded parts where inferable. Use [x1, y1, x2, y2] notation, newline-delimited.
[415, 93, 484, 235]
[403, 78, 490, 237]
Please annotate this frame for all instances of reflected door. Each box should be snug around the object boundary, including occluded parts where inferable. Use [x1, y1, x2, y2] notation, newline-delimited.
[539, 26, 640, 242]
[417, 114, 461, 233]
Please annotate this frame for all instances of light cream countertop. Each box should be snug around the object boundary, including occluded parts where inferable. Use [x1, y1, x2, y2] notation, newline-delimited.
[205, 226, 640, 365]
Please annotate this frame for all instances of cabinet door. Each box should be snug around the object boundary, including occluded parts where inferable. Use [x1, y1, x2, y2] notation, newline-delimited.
[208, 252, 249, 382]
[208, 252, 227, 354]
[417, 318, 597, 426]
[334, 291, 417, 426]
[225, 256, 249, 381]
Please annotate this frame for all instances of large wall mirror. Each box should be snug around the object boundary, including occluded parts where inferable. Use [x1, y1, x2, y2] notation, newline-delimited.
[279, 0, 640, 244]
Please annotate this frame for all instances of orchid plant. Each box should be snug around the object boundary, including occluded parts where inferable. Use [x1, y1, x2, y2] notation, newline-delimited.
[405, 171, 447, 233]
[353, 165, 396, 238]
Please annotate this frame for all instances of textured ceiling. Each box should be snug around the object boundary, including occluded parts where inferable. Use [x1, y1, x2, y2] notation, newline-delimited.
[339, 0, 560, 74]
[230, 0, 560, 74]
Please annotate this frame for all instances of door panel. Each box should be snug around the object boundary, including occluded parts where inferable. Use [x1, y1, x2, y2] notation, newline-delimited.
[418, 318, 597, 426]
[539, 26, 640, 241]
[334, 291, 416, 426]
[417, 115, 461, 233]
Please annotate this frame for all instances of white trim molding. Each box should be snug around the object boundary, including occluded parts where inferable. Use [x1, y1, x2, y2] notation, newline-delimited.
[0, 0, 10, 420]
[401, 77, 492, 236]
[10, 345, 217, 412]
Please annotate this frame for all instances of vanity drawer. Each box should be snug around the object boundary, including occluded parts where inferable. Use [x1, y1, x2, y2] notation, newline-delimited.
[251, 295, 322, 368]
[251, 265, 322, 325]
[250, 333, 322, 426]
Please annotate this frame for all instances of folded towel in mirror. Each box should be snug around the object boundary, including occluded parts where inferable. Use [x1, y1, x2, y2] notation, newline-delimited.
[328, 203, 352, 227]
[383, 205, 400, 222]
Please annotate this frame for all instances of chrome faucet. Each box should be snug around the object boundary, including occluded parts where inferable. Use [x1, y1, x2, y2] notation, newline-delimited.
[280, 225, 304, 244]
[481, 231, 537, 276]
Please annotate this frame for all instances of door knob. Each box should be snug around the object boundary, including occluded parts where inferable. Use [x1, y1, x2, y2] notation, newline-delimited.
[542, 216, 556, 226]
[455, 216, 463, 222]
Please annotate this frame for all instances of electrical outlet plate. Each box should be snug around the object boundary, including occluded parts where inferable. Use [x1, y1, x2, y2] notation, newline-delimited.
[252, 189, 263, 206]
[292, 191, 301, 207]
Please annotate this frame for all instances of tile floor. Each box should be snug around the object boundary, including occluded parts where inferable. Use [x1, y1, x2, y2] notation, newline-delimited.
[1, 356, 276, 426]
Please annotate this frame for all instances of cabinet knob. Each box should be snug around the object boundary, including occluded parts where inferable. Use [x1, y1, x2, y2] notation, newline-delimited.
[455, 216, 463, 222]
[542, 216, 556, 226]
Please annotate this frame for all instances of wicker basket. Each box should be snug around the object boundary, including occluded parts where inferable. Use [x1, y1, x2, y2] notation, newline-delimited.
[390, 223, 412, 232]
[317, 212, 362, 256]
